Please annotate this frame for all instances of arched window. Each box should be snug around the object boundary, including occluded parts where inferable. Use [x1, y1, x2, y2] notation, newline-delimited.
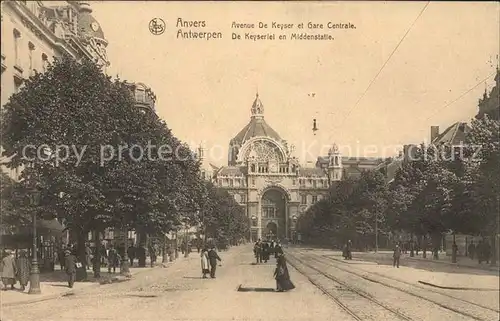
[41, 53, 48, 72]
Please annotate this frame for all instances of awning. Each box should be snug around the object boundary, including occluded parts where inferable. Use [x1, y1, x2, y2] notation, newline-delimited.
[6, 219, 65, 239]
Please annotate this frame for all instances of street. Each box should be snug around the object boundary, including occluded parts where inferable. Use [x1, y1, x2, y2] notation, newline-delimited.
[1, 245, 498, 321]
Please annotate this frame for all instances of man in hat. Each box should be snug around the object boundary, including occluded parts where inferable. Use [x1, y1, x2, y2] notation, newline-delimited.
[207, 245, 221, 279]
[64, 249, 77, 288]
[1, 250, 17, 290]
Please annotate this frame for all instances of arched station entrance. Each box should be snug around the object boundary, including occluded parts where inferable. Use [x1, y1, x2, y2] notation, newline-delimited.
[260, 188, 288, 240]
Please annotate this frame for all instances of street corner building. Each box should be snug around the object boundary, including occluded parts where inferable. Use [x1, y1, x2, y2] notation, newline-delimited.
[0, 1, 157, 181]
[198, 93, 386, 241]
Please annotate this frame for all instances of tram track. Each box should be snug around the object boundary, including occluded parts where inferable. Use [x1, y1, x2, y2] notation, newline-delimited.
[287, 252, 417, 321]
[319, 253, 499, 314]
[288, 249, 498, 321]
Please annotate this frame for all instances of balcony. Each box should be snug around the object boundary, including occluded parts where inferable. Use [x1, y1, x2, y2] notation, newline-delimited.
[1, 54, 6, 73]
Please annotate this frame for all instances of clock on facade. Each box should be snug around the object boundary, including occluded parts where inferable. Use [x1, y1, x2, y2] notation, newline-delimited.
[91, 22, 100, 32]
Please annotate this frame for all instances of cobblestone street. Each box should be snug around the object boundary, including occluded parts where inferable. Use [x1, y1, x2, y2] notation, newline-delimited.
[0, 245, 345, 321]
[3, 245, 498, 321]
[286, 248, 500, 321]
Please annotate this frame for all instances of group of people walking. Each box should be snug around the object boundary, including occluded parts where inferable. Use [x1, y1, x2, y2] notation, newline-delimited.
[1, 250, 30, 291]
[200, 245, 222, 278]
[253, 239, 284, 264]
[253, 239, 295, 292]
[1, 248, 79, 290]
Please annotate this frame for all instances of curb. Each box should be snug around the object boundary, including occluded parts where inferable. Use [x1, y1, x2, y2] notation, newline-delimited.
[418, 280, 500, 292]
[2, 265, 165, 307]
[407, 257, 499, 272]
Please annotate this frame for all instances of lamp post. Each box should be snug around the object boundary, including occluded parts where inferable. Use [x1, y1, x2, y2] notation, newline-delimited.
[120, 225, 131, 277]
[28, 187, 41, 294]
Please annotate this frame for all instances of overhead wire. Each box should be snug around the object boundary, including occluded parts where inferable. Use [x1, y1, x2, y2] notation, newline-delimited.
[338, 1, 430, 128]
[420, 71, 497, 124]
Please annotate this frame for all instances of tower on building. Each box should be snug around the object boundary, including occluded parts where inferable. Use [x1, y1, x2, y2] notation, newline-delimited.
[327, 143, 342, 182]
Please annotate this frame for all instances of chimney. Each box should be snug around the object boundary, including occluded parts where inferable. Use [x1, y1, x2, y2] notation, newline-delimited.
[430, 126, 439, 143]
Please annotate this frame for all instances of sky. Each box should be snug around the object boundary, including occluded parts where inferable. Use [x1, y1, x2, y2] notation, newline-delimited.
[91, 1, 499, 166]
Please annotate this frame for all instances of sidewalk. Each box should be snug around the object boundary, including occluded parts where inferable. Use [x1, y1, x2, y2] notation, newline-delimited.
[308, 247, 500, 272]
[0, 255, 180, 307]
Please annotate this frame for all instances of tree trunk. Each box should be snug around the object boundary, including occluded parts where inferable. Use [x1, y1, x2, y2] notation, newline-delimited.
[422, 235, 427, 259]
[93, 229, 101, 278]
[76, 231, 88, 281]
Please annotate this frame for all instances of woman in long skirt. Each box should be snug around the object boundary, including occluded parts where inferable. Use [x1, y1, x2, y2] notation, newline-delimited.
[16, 250, 31, 291]
[200, 248, 210, 278]
[273, 253, 295, 292]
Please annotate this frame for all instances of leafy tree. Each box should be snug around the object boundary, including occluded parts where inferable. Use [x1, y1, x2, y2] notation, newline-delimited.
[0, 56, 203, 274]
[202, 182, 249, 244]
[0, 172, 31, 234]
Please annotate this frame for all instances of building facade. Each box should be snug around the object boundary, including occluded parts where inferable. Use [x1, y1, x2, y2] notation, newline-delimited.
[1, 0, 110, 180]
[203, 94, 383, 241]
[1, 1, 157, 180]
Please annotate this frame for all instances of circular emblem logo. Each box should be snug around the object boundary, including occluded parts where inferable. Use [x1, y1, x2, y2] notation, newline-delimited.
[149, 18, 165, 35]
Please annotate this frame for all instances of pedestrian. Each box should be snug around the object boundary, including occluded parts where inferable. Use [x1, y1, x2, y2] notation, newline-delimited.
[274, 253, 295, 292]
[64, 249, 77, 288]
[207, 245, 221, 278]
[200, 247, 210, 278]
[477, 240, 484, 264]
[16, 250, 30, 291]
[107, 245, 118, 273]
[274, 241, 283, 259]
[127, 244, 135, 267]
[393, 243, 401, 268]
[1, 250, 17, 290]
[262, 242, 270, 263]
[254, 239, 262, 264]
[468, 241, 476, 260]
[85, 243, 93, 271]
[347, 240, 353, 260]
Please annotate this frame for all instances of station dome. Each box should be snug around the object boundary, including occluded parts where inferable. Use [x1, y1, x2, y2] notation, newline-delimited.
[230, 93, 282, 146]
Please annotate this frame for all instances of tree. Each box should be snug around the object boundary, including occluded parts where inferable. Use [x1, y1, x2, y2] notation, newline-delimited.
[0, 56, 203, 275]
[465, 115, 500, 264]
[201, 181, 249, 244]
[0, 172, 31, 234]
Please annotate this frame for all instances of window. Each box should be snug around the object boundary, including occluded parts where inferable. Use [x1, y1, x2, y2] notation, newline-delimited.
[14, 79, 21, 93]
[229, 179, 233, 187]
[299, 179, 305, 187]
[301, 195, 307, 204]
[312, 196, 318, 203]
[41, 53, 48, 72]
[313, 180, 317, 188]
[28, 42, 35, 75]
[13, 29, 21, 66]
[135, 88, 145, 102]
